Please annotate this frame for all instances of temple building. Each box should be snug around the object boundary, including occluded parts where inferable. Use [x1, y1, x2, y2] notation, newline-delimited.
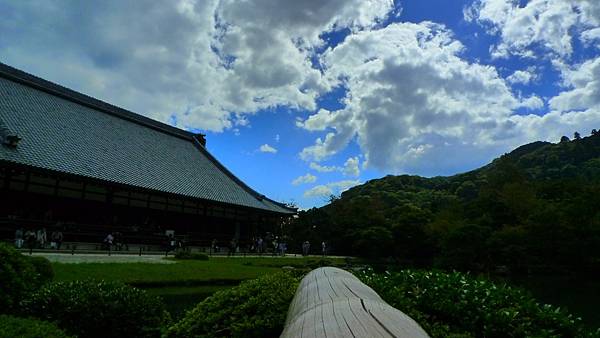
[0, 62, 295, 250]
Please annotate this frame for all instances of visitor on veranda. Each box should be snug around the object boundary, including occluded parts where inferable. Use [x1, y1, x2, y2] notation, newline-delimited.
[51, 230, 63, 250]
[25, 229, 36, 250]
[104, 232, 114, 250]
[37, 228, 47, 249]
[14, 227, 24, 248]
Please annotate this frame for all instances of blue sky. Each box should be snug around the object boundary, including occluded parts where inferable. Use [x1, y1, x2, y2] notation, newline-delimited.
[1, 0, 599, 209]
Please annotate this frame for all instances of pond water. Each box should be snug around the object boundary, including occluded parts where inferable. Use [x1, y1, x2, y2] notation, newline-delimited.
[500, 275, 600, 329]
[144, 285, 233, 319]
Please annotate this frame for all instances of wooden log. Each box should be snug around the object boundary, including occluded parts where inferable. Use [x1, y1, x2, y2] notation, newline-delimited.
[281, 267, 430, 338]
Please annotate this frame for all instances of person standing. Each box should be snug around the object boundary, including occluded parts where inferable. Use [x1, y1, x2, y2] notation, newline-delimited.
[302, 241, 310, 256]
[257, 237, 263, 254]
[37, 228, 47, 249]
[104, 233, 114, 250]
[15, 228, 24, 248]
[25, 229, 36, 250]
[228, 238, 237, 257]
[51, 230, 63, 250]
[321, 241, 327, 257]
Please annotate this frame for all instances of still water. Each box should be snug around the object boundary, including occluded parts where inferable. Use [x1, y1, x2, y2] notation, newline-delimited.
[498, 274, 600, 329]
[144, 285, 231, 319]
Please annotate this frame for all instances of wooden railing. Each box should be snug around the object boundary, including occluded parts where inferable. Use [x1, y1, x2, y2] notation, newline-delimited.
[281, 267, 430, 338]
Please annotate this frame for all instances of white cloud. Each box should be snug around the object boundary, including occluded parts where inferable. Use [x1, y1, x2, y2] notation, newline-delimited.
[296, 108, 337, 131]
[292, 173, 317, 186]
[465, 0, 600, 59]
[299, 22, 524, 173]
[0, 0, 394, 132]
[297, 20, 600, 176]
[275, 134, 280, 142]
[549, 56, 600, 113]
[305, 157, 360, 176]
[519, 95, 545, 110]
[342, 156, 360, 177]
[309, 162, 337, 172]
[506, 69, 536, 85]
[303, 179, 361, 198]
[581, 27, 600, 48]
[259, 144, 277, 153]
[303, 185, 333, 198]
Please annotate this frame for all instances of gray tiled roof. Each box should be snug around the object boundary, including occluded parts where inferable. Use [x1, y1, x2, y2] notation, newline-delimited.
[0, 63, 294, 214]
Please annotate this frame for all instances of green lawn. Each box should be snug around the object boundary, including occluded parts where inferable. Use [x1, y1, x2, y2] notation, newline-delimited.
[52, 256, 348, 287]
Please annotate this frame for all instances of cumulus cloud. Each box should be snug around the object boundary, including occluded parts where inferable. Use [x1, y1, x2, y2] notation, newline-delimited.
[0, 0, 394, 132]
[581, 27, 600, 48]
[465, 0, 600, 59]
[549, 56, 600, 113]
[342, 157, 360, 176]
[299, 22, 528, 174]
[296, 19, 600, 175]
[259, 144, 277, 153]
[506, 69, 537, 85]
[306, 157, 360, 176]
[303, 185, 334, 198]
[292, 173, 317, 186]
[309, 162, 337, 172]
[303, 180, 361, 198]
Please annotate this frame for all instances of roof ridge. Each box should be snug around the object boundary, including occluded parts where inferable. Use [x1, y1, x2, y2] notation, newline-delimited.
[0, 62, 192, 140]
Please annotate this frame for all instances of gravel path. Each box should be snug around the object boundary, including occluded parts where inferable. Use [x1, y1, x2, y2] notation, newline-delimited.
[29, 252, 175, 264]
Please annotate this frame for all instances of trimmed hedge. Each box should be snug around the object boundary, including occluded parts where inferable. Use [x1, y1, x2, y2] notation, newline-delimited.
[27, 256, 54, 284]
[356, 269, 597, 337]
[174, 251, 209, 260]
[0, 243, 40, 313]
[21, 280, 170, 338]
[0, 315, 72, 338]
[167, 272, 300, 338]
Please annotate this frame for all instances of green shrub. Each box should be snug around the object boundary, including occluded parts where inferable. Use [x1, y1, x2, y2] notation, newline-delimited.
[21, 280, 170, 338]
[27, 256, 54, 284]
[357, 269, 594, 337]
[174, 251, 209, 260]
[167, 272, 299, 338]
[0, 315, 72, 338]
[0, 243, 39, 313]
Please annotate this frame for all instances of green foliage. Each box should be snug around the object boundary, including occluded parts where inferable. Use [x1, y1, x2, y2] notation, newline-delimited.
[291, 133, 600, 273]
[174, 250, 210, 260]
[0, 315, 72, 338]
[0, 243, 40, 313]
[357, 269, 595, 337]
[26, 256, 54, 284]
[439, 225, 492, 271]
[21, 279, 170, 338]
[167, 272, 299, 338]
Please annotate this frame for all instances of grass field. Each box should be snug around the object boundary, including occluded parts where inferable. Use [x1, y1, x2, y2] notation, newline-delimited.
[51, 256, 352, 318]
[52, 256, 349, 287]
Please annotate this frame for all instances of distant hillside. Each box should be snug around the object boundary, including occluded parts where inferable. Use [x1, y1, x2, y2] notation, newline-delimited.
[291, 131, 600, 274]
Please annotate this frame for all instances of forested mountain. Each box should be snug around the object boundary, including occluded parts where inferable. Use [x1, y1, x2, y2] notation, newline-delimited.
[291, 131, 600, 273]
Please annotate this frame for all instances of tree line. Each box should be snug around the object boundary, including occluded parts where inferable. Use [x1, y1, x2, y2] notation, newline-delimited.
[288, 131, 600, 274]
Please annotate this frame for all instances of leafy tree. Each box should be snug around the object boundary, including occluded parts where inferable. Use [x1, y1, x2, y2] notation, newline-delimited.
[560, 135, 570, 143]
[574, 131, 581, 139]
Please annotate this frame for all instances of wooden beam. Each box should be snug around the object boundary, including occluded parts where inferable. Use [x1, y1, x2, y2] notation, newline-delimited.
[281, 267, 430, 338]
